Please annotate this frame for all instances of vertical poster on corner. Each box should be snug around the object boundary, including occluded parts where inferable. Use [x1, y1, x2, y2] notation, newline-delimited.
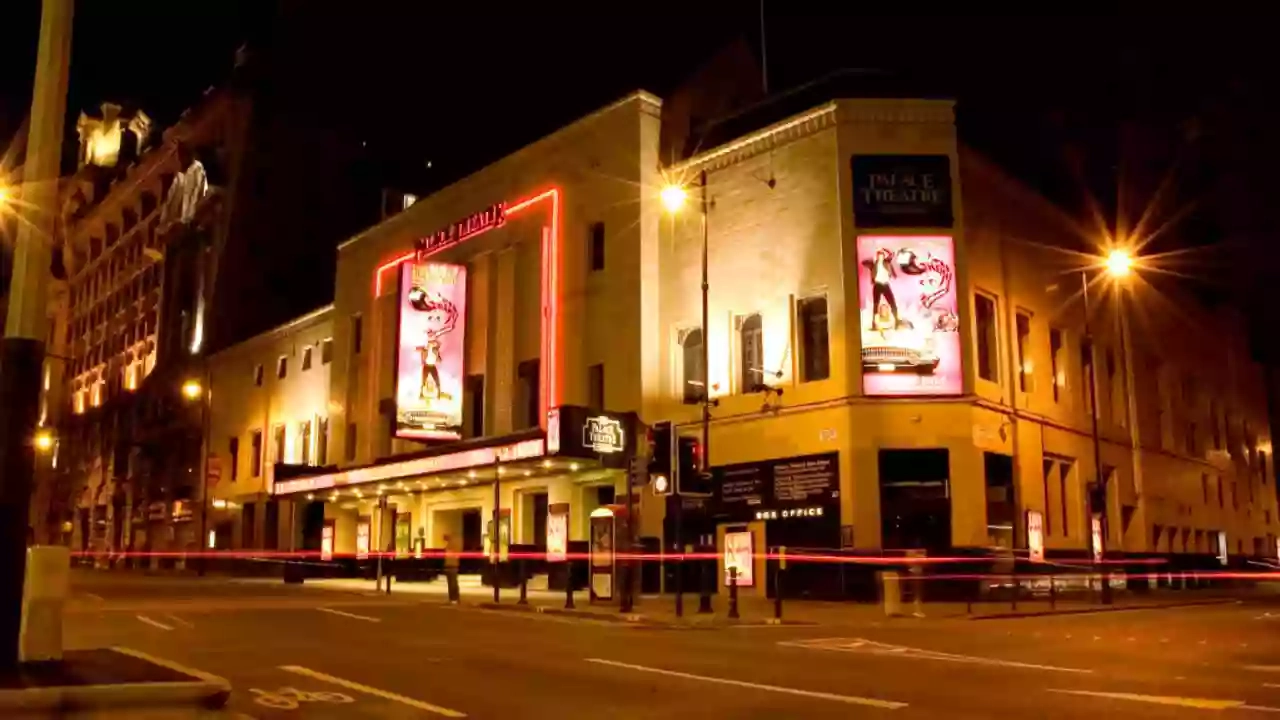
[857, 235, 961, 396]
[396, 261, 468, 441]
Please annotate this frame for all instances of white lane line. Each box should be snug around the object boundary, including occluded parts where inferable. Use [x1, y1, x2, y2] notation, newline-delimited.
[585, 658, 907, 710]
[1265, 683, 1280, 689]
[779, 638, 1092, 674]
[82, 592, 104, 601]
[135, 614, 174, 631]
[279, 665, 465, 717]
[317, 607, 381, 623]
[1047, 688, 1247, 710]
[1249, 666, 1280, 673]
[165, 613, 195, 628]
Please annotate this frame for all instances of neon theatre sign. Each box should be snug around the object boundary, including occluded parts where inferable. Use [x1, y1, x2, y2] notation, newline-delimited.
[415, 202, 507, 257]
[583, 416, 625, 454]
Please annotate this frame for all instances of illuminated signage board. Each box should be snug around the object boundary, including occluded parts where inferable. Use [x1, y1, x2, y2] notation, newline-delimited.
[415, 202, 506, 257]
[356, 519, 370, 560]
[754, 507, 825, 521]
[857, 235, 961, 396]
[1090, 515, 1104, 563]
[724, 530, 755, 587]
[583, 415, 625, 454]
[851, 154, 953, 228]
[546, 504, 569, 563]
[1027, 510, 1045, 562]
[395, 262, 468, 441]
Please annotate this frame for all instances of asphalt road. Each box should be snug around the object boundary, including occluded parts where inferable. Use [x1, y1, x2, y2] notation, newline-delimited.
[64, 572, 1280, 718]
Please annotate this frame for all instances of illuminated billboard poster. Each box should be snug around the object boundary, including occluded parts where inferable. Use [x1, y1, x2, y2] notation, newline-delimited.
[396, 262, 468, 440]
[857, 235, 961, 396]
[724, 530, 755, 587]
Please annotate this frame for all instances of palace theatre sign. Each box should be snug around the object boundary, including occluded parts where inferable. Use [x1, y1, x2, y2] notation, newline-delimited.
[415, 202, 507, 257]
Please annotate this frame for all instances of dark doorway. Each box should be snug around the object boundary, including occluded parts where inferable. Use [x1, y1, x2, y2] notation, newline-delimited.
[531, 493, 549, 550]
[461, 509, 483, 574]
[263, 500, 279, 550]
[879, 449, 952, 552]
[984, 452, 1015, 549]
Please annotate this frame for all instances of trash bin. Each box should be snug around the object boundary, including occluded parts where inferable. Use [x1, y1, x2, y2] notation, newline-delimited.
[880, 570, 902, 617]
[22, 545, 70, 662]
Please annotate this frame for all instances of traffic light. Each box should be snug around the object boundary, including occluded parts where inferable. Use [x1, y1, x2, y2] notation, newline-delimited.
[648, 421, 673, 496]
[676, 436, 713, 496]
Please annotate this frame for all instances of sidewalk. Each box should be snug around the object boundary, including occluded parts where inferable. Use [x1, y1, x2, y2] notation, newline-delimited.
[279, 577, 1240, 627]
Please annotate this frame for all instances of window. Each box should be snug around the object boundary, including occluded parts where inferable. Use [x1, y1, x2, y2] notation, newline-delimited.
[1261, 450, 1269, 486]
[1210, 400, 1222, 450]
[974, 293, 998, 382]
[229, 437, 240, 482]
[299, 420, 312, 465]
[1016, 311, 1032, 392]
[516, 359, 540, 430]
[738, 313, 763, 393]
[1080, 339, 1095, 417]
[1217, 474, 1224, 508]
[798, 296, 830, 382]
[681, 328, 705, 405]
[276, 356, 288, 379]
[273, 425, 286, 464]
[588, 363, 604, 410]
[1044, 458, 1054, 532]
[1059, 461, 1072, 534]
[588, 221, 605, 272]
[1202, 473, 1210, 504]
[250, 430, 263, 478]
[465, 375, 485, 438]
[345, 422, 358, 461]
[351, 315, 363, 355]
[321, 338, 334, 365]
[317, 417, 329, 466]
[302, 346, 313, 371]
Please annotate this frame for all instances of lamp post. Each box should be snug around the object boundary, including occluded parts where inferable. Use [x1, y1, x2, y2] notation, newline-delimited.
[1080, 249, 1134, 606]
[182, 377, 212, 576]
[0, 0, 73, 669]
[661, 171, 712, 616]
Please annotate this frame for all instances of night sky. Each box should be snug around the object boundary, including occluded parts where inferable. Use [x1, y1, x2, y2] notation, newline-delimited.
[3, 6, 1277, 355]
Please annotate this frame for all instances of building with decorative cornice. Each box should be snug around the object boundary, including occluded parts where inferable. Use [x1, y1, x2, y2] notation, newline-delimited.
[203, 89, 1276, 596]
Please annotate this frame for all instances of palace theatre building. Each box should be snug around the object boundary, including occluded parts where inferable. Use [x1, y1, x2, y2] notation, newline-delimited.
[208, 89, 1277, 589]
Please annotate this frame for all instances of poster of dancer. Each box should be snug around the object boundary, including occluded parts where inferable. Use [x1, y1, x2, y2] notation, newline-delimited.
[396, 261, 468, 440]
[857, 235, 961, 396]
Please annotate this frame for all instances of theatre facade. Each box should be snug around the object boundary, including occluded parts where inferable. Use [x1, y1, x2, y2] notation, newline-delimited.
[205, 90, 1277, 589]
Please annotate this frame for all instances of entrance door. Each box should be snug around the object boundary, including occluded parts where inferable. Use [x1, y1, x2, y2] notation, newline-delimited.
[879, 449, 952, 551]
[461, 509, 483, 574]
[531, 493, 548, 550]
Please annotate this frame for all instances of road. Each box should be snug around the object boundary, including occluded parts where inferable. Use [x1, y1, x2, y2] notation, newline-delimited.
[64, 572, 1280, 718]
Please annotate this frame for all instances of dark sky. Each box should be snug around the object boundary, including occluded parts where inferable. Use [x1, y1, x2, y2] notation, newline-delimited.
[3, 6, 1277, 352]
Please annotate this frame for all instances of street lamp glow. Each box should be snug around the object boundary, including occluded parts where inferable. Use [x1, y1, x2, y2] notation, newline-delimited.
[1105, 249, 1133, 278]
[0, 186, 10, 206]
[660, 184, 688, 213]
[181, 379, 203, 401]
[33, 429, 54, 452]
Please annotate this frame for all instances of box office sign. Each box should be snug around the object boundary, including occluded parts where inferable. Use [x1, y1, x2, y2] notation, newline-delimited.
[852, 154, 953, 228]
[716, 452, 839, 516]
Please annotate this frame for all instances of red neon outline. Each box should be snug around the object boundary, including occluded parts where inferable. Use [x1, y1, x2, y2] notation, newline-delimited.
[373, 187, 562, 429]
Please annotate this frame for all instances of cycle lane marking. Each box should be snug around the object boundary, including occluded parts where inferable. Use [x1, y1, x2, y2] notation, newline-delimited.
[279, 664, 466, 717]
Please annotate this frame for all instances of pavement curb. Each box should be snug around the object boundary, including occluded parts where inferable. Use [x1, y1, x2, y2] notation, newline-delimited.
[0, 647, 230, 713]
[969, 598, 1235, 620]
[471, 601, 814, 628]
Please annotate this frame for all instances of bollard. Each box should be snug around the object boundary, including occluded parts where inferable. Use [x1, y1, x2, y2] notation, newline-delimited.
[1049, 573, 1057, 610]
[728, 566, 740, 620]
[386, 564, 392, 595]
[774, 560, 784, 622]
[565, 563, 576, 609]
[518, 559, 528, 606]
[674, 544, 686, 618]
[698, 555, 713, 614]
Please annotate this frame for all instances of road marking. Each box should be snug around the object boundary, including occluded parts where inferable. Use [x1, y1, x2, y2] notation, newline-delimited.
[279, 665, 465, 717]
[584, 658, 907, 709]
[1248, 666, 1280, 673]
[82, 592, 104, 601]
[1047, 689, 1245, 710]
[165, 613, 194, 628]
[317, 607, 381, 623]
[135, 614, 174, 631]
[1264, 684, 1280, 689]
[779, 638, 1092, 674]
[249, 686, 354, 710]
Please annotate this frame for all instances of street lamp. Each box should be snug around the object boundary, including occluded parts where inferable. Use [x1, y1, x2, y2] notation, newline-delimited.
[661, 172, 712, 617]
[182, 377, 212, 575]
[1080, 247, 1137, 605]
[33, 429, 54, 453]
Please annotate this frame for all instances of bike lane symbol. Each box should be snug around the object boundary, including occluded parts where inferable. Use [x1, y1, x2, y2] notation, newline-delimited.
[249, 686, 356, 711]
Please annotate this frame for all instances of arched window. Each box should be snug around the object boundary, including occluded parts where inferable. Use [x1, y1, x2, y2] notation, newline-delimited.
[681, 328, 704, 405]
[738, 313, 763, 393]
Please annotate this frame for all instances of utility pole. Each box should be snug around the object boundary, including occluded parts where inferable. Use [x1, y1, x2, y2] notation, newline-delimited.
[1080, 271, 1113, 605]
[0, 0, 74, 668]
